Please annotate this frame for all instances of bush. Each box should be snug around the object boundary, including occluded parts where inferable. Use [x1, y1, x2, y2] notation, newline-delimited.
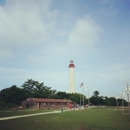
[0, 101, 18, 111]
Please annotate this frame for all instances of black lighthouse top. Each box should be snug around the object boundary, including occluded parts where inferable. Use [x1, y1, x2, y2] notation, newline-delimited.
[69, 60, 75, 68]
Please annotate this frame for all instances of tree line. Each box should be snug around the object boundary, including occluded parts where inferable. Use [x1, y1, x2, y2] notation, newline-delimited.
[0, 79, 127, 110]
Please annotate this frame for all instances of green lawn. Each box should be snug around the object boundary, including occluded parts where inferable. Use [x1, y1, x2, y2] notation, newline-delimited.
[0, 109, 55, 118]
[0, 108, 130, 130]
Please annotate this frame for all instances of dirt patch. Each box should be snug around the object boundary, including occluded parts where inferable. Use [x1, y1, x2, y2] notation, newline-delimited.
[78, 126, 87, 130]
[35, 120, 41, 123]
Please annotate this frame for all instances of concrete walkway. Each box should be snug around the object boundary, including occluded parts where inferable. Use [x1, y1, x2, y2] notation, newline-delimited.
[0, 111, 61, 121]
[0, 107, 94, 121]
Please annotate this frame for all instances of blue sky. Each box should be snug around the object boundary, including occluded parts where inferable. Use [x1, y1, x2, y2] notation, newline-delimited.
[0, 0, 130, 99]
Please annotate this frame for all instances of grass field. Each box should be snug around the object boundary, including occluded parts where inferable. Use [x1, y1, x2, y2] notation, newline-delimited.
[0, 109, 53, 118]
[0, 107, 130, 130]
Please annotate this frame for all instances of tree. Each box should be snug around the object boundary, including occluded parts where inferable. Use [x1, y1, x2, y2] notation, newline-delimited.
[21, 79, 39, 92]
[53, 92, 68, 99]
[49, 89, 57, 98]
[93, 91, 100, 97]
[69, 93, 81, 104]
[0, 85, 27, 105]
[90, 96, 100, 105]
[21, 79, 56, 98]
[53, 92, 81, 104]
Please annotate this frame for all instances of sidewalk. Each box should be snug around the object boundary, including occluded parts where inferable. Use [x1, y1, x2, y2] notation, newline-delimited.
[0, 107, 94, 121]
[0, 111, 61, 121]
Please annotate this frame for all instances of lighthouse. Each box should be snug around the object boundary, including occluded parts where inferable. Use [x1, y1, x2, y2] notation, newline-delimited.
[68, 60, 75, 93]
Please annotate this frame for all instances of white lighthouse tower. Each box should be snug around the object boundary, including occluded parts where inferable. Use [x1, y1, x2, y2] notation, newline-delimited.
[69, 60, 75, 93]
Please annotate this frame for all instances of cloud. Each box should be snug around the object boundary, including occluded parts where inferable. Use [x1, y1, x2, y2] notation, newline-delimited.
[25, 54, 46, 63]
[79, 63, 130, 87]
[0, 49, 14, 60]
[0, 0, 104, 63]
[0, 0, 57, 49]
[98, 0, 109, 5]
[0, 66, 68, 90]
[98, 0, 116, 5]
[0, 0, 105, 91]
[97, 0, 118, 16]
[68, 16, 103, 47]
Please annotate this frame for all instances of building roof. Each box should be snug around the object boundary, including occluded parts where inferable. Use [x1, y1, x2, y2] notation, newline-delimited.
[28, 98, 73, 103]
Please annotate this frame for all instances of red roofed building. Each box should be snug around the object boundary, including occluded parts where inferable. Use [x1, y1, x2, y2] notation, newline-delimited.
[21, 98, 73, 109]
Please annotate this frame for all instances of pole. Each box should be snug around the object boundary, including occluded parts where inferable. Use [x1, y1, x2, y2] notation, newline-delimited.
[115, 96, 118, 110]
[127, 93, 130, 113]
[122, 98, 124, 113]
[86, 86, 89, 106]
[120, 92, 124, 113]
[88, 87, 89, 106]
[82, 86, 84, 107]
[124, 83, 130, 113]
[80, 93, 81, 107]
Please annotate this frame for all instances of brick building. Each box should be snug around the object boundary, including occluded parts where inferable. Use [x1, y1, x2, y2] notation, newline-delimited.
[21, 98, 73, 109]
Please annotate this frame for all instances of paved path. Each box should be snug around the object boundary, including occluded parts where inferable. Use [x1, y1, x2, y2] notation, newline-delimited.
[0, 107, 95, 121]
[0, 111, 61, 121]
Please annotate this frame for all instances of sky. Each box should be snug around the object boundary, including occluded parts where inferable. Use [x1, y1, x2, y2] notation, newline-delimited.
[0, 0, 130, 99]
